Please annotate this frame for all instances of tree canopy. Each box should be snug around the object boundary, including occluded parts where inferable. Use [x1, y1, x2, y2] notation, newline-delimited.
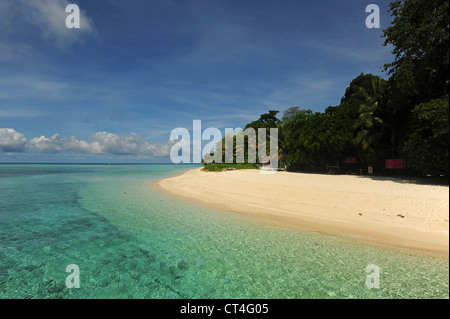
[383, 0, 449, 101]
[206, 0, 449, 177]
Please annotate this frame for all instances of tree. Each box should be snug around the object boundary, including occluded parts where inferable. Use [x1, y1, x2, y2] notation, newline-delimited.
[282, 74, 388, 171]
[382, 0, 449, 175]
[282, 109, 318, 169]
[383, 0, 449, 103]
[338, 73, 390, 167]
[282, 107, 301, 124]
[214, 110, 282, 165]
[244, 110, 281, 165]
[400, 97, 449, 176]
[245, 110, 280, 130]
[353, 76, 388, 151]
[321, 103, 358, 162]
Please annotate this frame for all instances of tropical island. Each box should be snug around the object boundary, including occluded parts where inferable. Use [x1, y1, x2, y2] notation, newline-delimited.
[202, 0, 448, 178]
[156, 0, 449, 254]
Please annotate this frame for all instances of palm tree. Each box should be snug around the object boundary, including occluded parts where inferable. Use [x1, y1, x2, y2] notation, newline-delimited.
[354, 77, 387, 150]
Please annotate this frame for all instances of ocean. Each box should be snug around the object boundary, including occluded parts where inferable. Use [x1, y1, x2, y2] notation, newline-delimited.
[0, 164, 448, 299]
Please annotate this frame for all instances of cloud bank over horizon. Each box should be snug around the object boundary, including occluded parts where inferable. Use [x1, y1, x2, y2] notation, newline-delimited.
[0, 128, 177, 159]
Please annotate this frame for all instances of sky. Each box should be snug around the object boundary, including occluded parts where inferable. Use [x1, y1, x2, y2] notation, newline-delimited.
[0, 0, 394, 163]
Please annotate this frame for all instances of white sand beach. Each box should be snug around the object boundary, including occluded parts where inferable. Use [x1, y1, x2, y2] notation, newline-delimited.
[154, 168, 449, 254]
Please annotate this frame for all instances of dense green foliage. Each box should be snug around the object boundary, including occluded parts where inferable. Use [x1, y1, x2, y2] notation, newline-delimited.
[208, 0, 448, 176]
[382, 0, 449, 175]
[202, 163, 258, 172]
[383, 0, 449, 102]
[211, 110, 282, 166]
[282, 74, 387, 171]
[400, 97, 449, 176]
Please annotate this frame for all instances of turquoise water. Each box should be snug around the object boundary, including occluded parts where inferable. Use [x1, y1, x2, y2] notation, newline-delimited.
[0, 164, 448, 299]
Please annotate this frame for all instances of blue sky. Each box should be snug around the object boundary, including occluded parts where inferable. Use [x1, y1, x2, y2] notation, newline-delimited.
[0, 0, 394, 162]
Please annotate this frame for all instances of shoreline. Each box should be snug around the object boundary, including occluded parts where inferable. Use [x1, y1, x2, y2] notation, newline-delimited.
[152, 168, 449, 256]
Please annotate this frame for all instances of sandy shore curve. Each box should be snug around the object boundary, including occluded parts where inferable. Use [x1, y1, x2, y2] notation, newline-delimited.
[154, 168, 449, 254]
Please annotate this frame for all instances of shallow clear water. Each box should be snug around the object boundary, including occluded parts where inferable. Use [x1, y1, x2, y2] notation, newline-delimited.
[0, 164, 448, 299]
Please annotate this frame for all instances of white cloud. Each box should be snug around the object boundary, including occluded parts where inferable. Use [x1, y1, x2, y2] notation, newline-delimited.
[27, 131, 177, 157]
[15, 0, 97, 48]
[28, 134, 76, 153]
[0, 128, 27, 152]
[88, 132, 142, 155]
[141, 139, 179, 157]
